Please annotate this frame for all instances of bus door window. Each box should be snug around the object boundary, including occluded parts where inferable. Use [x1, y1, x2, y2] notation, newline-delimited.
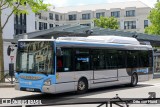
[57, 56, 63, 72]
[56, 48, 72, 72]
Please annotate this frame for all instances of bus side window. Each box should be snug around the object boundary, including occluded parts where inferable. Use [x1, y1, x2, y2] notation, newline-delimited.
[75, 49, 90, 71]
[105, 50, 117, 69]
[149, 50, 153, 67]
[92, 49, 105, 70]
[117, 50, 126, 68]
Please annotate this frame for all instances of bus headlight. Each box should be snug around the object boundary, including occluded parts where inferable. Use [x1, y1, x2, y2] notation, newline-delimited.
[44, 79, 51, 86]
[15, 77, 19, 83]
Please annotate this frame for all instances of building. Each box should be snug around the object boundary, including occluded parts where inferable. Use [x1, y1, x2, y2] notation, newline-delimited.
[35, 1, 151, 33]
[2, 7, 35, 71]
[2, 1, 151, 71]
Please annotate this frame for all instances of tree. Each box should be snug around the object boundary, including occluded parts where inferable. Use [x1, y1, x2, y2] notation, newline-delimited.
[145, 1, 160, 35]
[0, 0, 50, 81]
[94, 16, 119, 29]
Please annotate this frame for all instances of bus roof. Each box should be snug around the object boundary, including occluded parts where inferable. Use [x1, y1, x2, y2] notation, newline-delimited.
[57, 36, 140, 45]
[18, 36, 152, 50]
[56, 36, 152, 50]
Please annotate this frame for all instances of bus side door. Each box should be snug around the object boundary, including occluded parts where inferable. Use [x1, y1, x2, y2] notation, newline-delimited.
[92, 49, 118, 83]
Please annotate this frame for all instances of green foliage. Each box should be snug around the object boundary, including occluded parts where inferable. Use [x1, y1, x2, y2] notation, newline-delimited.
[145, 2, 160, 35]
[94, 16, 119, 29]
[1, 0, 50, 15]
[0, 0, 50, 81]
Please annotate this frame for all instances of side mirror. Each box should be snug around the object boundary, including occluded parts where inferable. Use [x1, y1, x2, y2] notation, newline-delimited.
[7, 46, 11, 56]
[56, 47, 62, 56]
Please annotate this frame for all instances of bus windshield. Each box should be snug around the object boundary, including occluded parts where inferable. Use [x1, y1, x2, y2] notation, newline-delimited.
[16, 41, 54, 74]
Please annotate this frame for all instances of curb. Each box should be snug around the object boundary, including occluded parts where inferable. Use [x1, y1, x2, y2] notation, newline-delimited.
[0, 83, 15, 88]
[153, 75, 160, 79]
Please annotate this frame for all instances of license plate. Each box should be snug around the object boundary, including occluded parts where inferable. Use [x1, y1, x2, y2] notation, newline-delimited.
[26, 88, 34, 91]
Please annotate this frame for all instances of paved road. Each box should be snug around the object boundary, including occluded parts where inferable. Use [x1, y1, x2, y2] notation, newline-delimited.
[0, 79, 160, 107]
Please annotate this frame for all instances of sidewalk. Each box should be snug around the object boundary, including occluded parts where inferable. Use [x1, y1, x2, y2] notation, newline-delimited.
[0, 78, 15, 88]
[0, 82, 15, 88]
[153, 73, 160, 79]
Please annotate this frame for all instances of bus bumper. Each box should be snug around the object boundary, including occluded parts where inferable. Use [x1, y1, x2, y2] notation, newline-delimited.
[42, 84, 56, 93]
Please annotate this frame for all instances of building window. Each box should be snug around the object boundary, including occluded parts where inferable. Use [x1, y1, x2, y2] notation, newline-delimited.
[56, 25, 59, 27]
[14, 14, 26, 35]
[39, 22, 47, 30]
[39, 22, 43, 30]
[49, 24, 53, 28]
[82, 13, 90, 20]
[35, 21, 37, 30]
[124, 21, 136, 29]
[144, 20, 148, 28]
[55, 14, 59, 21]
[14, 14, 17, 24]
[111, 11, 120, 18]
[20, 14, 23, 25]
[49, 13, 53, 20]
[80, 23, 91, 26]
[69, 14, 77, 20]
[23, 14, 26, 25]
[38, 13, 41, 19]
[60, 15, 62, 20]
[96, 12, 105, 19]
[126, 10, 135, 17]
[44, 23, 47, 29]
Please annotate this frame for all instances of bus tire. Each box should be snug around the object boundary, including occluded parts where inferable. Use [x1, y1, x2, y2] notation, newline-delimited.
[130, 73, 138, 87]
[77, 78, 88, 94]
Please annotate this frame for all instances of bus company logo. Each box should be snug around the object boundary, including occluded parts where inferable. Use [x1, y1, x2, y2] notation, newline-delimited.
[2, 99, 11, 105]
[136, 68, 148, 73]
[1, 99, 42, 105]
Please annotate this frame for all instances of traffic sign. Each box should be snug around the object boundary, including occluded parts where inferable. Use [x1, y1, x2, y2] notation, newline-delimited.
[10, 56, 14, 61]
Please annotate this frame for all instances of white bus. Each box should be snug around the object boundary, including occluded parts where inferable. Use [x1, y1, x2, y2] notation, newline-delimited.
[15, 36, 153, 94]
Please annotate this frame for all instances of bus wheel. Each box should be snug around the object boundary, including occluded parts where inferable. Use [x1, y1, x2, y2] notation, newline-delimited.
[77, 78, 88, 94]
[130, 73, 138, 87]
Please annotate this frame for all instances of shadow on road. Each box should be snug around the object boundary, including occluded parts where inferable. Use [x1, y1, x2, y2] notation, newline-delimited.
[12, 83, 153, 106]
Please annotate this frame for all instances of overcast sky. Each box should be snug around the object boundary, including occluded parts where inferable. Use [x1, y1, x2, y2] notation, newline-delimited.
[43, 0, 157, 8]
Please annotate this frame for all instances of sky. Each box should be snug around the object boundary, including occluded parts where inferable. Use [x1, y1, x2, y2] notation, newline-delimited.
[43, 0, 157, 8]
